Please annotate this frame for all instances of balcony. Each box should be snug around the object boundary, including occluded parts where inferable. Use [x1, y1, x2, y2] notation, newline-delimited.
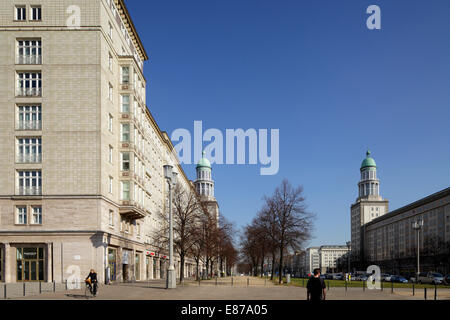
[17, 55, 42, 65]
[17, 154, 42, 163]
[17, 88, 41, 97]
[17, 121, 42, 131]
[119, 202, 146, 220]
[18, 187, 41, 196]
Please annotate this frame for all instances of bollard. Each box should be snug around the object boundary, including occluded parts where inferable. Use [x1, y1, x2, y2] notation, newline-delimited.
[363, 280, 365, 291]
[424, 288, 427, 300]
[4, 284, 6, 299]
[345, 280, 348, 291]
[381, 280, 383, 291]
[39, 281, 42, 294]
[327, 281, 330, 291]
[391, 281, 393, 294]
[215, 277, 218, 286]
[412, 283, 415, 296]
[231, 277, 233, 287]
[198, 278, 201, 286]
[65, 279, 68, 290]
[247, 277, 249, 287]
[434, 284, 437, 300]
[23, 282, 26, 296]
[53, 281, 56, 292]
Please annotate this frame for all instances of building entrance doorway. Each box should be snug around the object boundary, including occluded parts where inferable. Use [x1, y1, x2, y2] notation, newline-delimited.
[122, 264, 129, 282]
[16, 247, 44, 282]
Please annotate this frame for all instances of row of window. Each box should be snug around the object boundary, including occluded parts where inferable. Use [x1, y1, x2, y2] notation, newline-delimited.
[108, 210, 141, 237]
[16, 206, 42, 225]
[15, 5, 41, 21]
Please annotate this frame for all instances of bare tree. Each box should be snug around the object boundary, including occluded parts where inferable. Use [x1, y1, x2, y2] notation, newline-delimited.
[154, 183, 203, 283]
[265, 179, 315, 284]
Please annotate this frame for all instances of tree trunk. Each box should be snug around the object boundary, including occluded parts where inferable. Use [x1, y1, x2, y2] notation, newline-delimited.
[260, 255, 265, 277]
[278, 245, 284, 284]
[195, 260, 200, 281]
[270, 253, 276, 280]
[179, 253, 185, 283]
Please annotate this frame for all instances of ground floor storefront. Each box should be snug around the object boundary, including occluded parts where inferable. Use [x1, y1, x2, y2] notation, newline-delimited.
[0, 232, 202, 284]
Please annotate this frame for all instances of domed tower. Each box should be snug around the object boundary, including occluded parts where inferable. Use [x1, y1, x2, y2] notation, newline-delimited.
[195, 151, 215, 199]
[350, 150, 389, 261]
[358, 150, 380, 199]
[195, 151, 219, 221]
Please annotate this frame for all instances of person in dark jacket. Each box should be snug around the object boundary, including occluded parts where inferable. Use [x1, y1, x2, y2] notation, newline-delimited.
[85, 269, 98, 296]
[307, 268, 326, 301]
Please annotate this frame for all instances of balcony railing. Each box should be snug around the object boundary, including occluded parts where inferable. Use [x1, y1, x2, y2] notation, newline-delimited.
[17, 154, 42, 163]
[17, 87, 42, 97]
[17, 55, 42, 65]
[18, 187, 41, 196]
[17, 121, 42, 130]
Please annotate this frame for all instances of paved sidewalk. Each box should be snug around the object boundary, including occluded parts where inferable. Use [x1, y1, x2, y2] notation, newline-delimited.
[14, 277, 448, 300]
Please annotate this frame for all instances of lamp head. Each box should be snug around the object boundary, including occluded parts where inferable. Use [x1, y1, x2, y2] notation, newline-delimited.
[163, 164, 173, 180]
[172, 171, 178, 185]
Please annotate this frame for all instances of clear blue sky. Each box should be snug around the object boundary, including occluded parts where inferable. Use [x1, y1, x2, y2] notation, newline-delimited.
[126, 0, 450, 247]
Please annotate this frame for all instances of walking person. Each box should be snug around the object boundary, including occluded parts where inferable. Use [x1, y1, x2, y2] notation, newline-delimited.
[306, 268, 326, 301]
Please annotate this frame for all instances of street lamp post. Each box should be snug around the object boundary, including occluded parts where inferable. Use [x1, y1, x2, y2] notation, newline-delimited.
[164, 164, 178, 289]
[412, 219, 423, 282]
[346, 241, 351, 277]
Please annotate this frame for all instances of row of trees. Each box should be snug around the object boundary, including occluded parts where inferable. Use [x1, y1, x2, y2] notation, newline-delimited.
[154, 184, 238, 283]
[239, 179, 315, 283]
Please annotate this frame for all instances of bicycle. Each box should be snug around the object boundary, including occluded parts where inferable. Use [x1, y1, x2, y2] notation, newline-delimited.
[84, 280, 98, 298]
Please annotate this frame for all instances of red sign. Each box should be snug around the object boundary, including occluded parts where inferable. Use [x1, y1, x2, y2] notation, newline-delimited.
[146, 251, 156, 256]
[162, 255, 167, 259]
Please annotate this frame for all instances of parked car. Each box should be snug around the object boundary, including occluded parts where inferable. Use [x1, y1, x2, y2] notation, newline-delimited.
[417, 272, 444, 285]
[384, 275, 393, 282]
[444, 274, 450, 285]
[380, 273, 390, 282]
[390, 275, 408, 283]
[324, 273, 333, 280]
[333, 273, 344, 280]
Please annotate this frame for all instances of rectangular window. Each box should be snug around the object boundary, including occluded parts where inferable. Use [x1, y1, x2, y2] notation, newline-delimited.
[17, 40, 42, 64]
[109, 210, 114, 226]
[31, 206, 42, 225]
[16, 207, 27, 224]
[17, 72, 42, 96]
[30, 6, 41, 21]
[108, 114, 113, 132]
[15, 6, 26, 20]
[17, 137, 42, 163]
[109, 145, 113, 163]
[121, 66, 130, 84]
[18, 171, 41, 195]
[109, 22, 113, 39]
[121, 95, 130, 113]
[121, 123, 130, 142]
[109, 176, 113, 194]
[17, 105, 41, 130]
[121, 152, 130, 171]
[108, 83, 113, 101]
[108, 53, 113, 71]
[121, 181, 130, 200]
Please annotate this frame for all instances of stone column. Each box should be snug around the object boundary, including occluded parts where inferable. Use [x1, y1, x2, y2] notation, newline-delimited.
[149, 256, 154, 279]
[4, 243, 11, 283]
[117, 247, 123, 282]
[155, 257, 160, 279]
[46, 242, 52, 282]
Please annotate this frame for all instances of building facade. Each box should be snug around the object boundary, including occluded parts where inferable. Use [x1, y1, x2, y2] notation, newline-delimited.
[350, 151, 450, 274]
[350, 151, 389, 259]
[0, 0, 210, 284]
[318, 245, 349, 273]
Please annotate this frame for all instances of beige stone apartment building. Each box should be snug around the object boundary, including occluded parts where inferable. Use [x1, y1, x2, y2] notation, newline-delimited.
[0, 0, 206, 284]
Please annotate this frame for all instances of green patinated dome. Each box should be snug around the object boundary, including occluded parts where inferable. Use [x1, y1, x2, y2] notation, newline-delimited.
[361, 150, 376, 169]
[197, 151, 211, 169]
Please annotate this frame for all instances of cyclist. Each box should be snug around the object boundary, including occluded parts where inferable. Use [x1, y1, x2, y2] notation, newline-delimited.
[85, 269, 98, 296]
